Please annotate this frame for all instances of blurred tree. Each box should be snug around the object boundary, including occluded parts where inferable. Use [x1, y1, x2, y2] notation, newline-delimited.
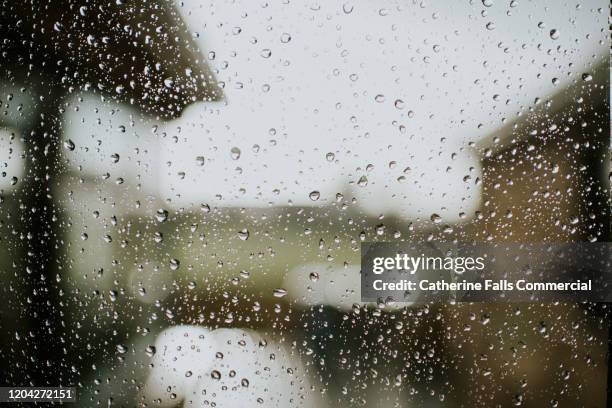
[0, 0, 221, 386]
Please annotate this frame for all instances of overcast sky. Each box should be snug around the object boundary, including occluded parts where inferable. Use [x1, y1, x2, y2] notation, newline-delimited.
[3, 0, 606, 223]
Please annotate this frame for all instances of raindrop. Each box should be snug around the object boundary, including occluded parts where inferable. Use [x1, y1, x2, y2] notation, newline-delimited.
[163, 78, 174, 88]
[195, 156, 205, 167]
[430, 213, 442, 223]
[309, 191, 321, 201]
[169, 258, 180, 271]
[155, 209, 168, 222]
[309, 272, 320, 282]
[211, 370, 222, 380]
[145, 346, 156, 357]
[230, 147, 241, 160]
[273, 288, 287, 298]
[342, 3, 354, 14]
[154, 232, 163, 243]
[238, 229, 250, 241]
[549, 29, 559, 40]
[63, 139, 75, 151]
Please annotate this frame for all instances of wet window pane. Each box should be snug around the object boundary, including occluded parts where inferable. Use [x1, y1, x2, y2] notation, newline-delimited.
[0, 0, 609, 407]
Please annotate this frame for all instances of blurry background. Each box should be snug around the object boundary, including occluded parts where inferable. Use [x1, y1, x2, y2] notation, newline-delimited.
[0, 0, 609, 407]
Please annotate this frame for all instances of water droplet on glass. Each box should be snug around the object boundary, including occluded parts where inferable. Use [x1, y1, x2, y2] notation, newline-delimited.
[163, 78, 174, 88]
[238, 229, 250, 240]
[230, 147, 241, 160]
[549, 29, 559, 40]
[309, 191, 320, 201]
[153, 231, 163, 243]
[342, 3, 354, 14]
[155, 209, 168, 222]
[63, 139, 75, 151]
[273, 288, 287, 298]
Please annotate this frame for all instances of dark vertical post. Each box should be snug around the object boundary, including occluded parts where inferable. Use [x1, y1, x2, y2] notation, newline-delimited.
[18, 84, 68, 386]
